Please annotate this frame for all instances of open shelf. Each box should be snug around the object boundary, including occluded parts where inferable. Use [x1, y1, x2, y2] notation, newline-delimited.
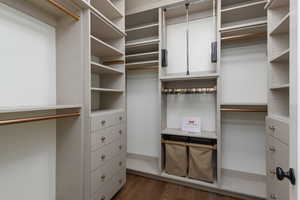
[126, 60, 159, 68]
[91, 12, 124, 40]
[126, 9, 158, 29]
[220, 19, 267, 33]
[91, 61, 123, 74]
[126, 23, 159, 41]
[91, 35, 124, 58]
[0, 105, 81, 114]
[90, 108, 124, 116]
[221, 1, 267, 25]
[91, 87, 124, 93]
[270, 84, 289, 90]
[126, 38, 160, 49]
[270, 48, 289, 63]
[270, 13, 290, 35]
[90, 0, 123, 20]
[162, 128, 217, 140]
[126, 51, 159, 59]
[126, 23, 159, 33]
[160, 71, 219, 82]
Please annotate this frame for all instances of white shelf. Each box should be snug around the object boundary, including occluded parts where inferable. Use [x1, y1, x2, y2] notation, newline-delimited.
[0, 105, 81, 114]
[126, 23, 159, 41]
[91, 12, 124, 40]
[270, 13, 290, 35]
[90, 0, 123, 20]
[266, 0, 289, 9]
[91, 35, 124, 58]
[126, 23, 159, 33]
[126, 38, 160, 49]
[220, 19, 267, 33]
[270, 84, 289, 90]
[221, 1, 267, 25]
[160, 71, 219, 82]
[162, 128, 217, 139]
[91, 61, 123, 74]
[91, 87, 124, 93]
[270, 49, 290, 63]
[126, 60, 159, 68]
[126, 51, 159, 59]
[91, 108, 124, 116]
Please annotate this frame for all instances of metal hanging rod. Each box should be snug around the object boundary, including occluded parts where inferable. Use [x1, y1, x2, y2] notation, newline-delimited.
[221, 108, 267, 113]
[162, 87, 217, 94]
[0, 112, 80, 126]
[47, 0, 80, 21]
[222, 32, 267, 42]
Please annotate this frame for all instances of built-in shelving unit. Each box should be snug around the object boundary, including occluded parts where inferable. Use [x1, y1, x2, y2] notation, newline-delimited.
[125, 9, 160, 70]
[90, 0, 123, 20]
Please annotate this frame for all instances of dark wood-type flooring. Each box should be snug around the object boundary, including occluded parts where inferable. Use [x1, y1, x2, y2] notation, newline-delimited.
[113, 174, 241, 200]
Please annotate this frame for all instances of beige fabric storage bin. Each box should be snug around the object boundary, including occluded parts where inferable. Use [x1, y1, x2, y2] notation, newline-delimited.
[165, 142, 188, 177]
[188, 144, 215, 183]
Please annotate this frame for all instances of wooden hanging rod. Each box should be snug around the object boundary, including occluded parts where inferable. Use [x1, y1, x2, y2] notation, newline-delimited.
[47, 0, 80, 21]
[161, 139, 217, 150]
[221, 108, 267, 112]
[222, 32, 267, 41]
[0, 112, 80, 126]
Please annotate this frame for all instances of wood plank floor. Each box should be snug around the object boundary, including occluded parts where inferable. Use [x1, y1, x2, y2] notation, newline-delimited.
[113, 174, 241, 200]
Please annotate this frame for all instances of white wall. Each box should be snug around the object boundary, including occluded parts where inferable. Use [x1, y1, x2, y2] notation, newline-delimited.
[0, 3, 56, 200]
[166, 17, 216, 74]
[127, 70, 160, 157]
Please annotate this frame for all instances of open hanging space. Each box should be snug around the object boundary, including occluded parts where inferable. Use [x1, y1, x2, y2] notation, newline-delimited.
[0, 0, 299, 200]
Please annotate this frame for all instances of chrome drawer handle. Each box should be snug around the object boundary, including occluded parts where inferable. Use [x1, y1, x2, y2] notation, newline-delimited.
[101, 195, 106, 200]
[101, 136, 106, 142]
[119, 161, 123, 166]
[119, 145, 122, 150]
[269, 146, 276, 152]
[101, 174, 106, 181]
[101, 155, 106, 160]
[101, 120, 106, 125]
[270, 194, 277, 199]
[119, 130, 122, 135]
[119, 179, 122, 184]
[119, 116, 123, 121]
[269, 125, 275, 130]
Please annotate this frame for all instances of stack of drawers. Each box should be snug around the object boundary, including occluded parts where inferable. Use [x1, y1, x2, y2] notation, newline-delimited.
[266, 116, 289, 200]
[90, 110, 126, 200]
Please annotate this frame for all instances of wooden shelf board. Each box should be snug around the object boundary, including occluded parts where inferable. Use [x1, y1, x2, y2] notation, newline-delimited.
[91, 12, 124, 40]
[270, 13, 290, 35]
[91, 61, 123, 74]
[126, 60, 159, 67]
[162, 128, 217, 139]
[126, 23, 159, 33]
[90, 0, 123, 20]
[220, 19, 267, 33]
[0, 105, 81, 114]
[126, 51, 159, 59]
[160, 72, 219, 82]
[91, 35, 124, 58]
[91, 87, 124, 93]
[126, 39, 160, 49]
[222, 0, 267, 12]
[270, 84, 289, 90]
[91, 108, 124, 116]
[270, 49, 289, 63]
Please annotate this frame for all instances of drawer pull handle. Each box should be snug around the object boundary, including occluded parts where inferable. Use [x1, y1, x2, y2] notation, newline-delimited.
[269, 146, 276, 152]
[101, 155, 106, 160]
[119, 130, 122, 135]
[101, 195, 106, 200]
[119, 161, 123, 166]
[270, 194, 277, 199]
[119, 145, 122, 150]
[101, 175, 106, 181]
[119, 116, 123, 121]
[276, 167, 296, 185]
[269, 125, 276, 130]
[101, 120, 106, 125]
[101, 136, 106, 142]
[119, 179, 122, 184]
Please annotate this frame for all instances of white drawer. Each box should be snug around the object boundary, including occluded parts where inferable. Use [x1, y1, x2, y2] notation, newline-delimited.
[266, 116, 289, 145]
[91, 111, 125, 132]
[111, 168, 126, 197]
[91, 153, 126, 195]
[266, 135, 289, 200]
[91, 137, 125, 171]
[91, 123, 125, 151]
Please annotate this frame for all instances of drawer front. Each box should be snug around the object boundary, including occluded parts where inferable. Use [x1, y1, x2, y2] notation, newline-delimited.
[111, 168, 126, 197]
[266, 135, 289, 200]
[91, 137, 126, 171]
[266, 117, 289, 145]
[91, 123, 125, 151]
[91, 111, 125, 132]
[91, 153, 126, 195]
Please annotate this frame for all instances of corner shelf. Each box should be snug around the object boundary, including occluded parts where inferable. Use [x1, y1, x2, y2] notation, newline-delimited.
[91, 35, 124, 58]
[91, 61, 123, 74]
[162, 128, 217, 139]
[90, 0, 123, 20]
[270, 49, 289, 63]
[270, 13, 290, 35]
[91, 12, 124, 40]
[160, 72, 219, 82]
[91, 87, 124, 93]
